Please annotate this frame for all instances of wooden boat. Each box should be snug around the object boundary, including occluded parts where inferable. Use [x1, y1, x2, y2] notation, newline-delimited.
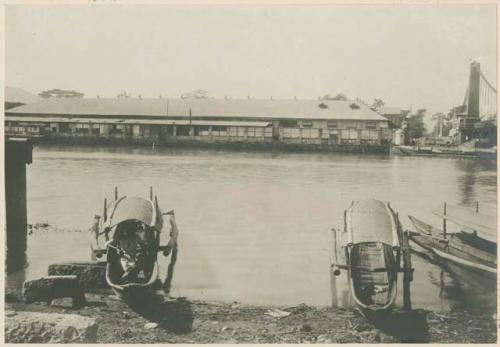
[392, 144, 497, 159]
[408, 214, 496, 287]
[407, 216, 448, 252]
[91, 188, 178, 299]
[331, 200, 413, 313]
[394, 145, 434, 155]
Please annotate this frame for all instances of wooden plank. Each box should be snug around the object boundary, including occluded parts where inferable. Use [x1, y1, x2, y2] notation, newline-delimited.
[433, 205, 497, 242]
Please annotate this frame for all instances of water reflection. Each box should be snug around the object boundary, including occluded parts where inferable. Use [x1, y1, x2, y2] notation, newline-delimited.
[410, 248, 497, 313]
[455, 158, 497, 206]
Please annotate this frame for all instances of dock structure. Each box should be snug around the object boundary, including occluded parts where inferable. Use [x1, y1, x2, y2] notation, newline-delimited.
[5, 98, 392, 153]
[5, 138, 33, 273]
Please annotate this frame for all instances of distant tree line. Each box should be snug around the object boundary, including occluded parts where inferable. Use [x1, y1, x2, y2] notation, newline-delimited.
[406, 109, 426, 139]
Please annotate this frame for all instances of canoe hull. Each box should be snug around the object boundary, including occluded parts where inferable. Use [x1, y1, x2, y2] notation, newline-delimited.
[92, 193, 166, 300]
[408, 216, 497, 290]
[348, 242, 398, 313]
[106, 261, 159, 300]
[433, 248, 496, 282]
[343, 200, 402, 313]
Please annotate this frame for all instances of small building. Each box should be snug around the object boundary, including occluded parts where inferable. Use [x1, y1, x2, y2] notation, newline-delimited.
[377, 106, 409, 129]
[5, 98, 392, 152]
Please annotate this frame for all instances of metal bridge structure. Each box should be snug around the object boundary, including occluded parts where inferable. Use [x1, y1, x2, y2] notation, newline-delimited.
[454, 61, 497, 144]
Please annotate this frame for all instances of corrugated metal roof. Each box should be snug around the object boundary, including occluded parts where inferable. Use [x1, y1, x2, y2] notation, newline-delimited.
[5, 115, 270, 127]
[6, 98, 387, 121]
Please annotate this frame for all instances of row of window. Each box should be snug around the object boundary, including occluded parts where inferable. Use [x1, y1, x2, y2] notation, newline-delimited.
[6, 126, 40, 134]
[283, 128, 383, 140]
[281, 120, 380, 129]
[178, 126, 273, 137]
[6, 122, 387, 139]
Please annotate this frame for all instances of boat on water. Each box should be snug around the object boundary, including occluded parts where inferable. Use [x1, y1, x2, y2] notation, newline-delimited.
[391, 145, 497, 159]
[408, 209, 497, 289]
[90, 188, 178, 299]
[331, 199, 413, 313]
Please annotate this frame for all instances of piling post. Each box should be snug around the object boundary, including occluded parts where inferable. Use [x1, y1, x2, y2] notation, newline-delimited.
[476, 201, 479, 213]
[5, 138, 33, 273]
[402, 230, 413, 311]
[331, 228, 341, 276]
[443, 202, 447, 238]
[114, 187, 118, 200]
[103, 198, 107, 222]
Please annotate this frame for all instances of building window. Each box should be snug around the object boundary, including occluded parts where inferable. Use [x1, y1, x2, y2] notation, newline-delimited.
[302, 128, 319, 138]
[228, 127, 246, 137]
[176, 125, 190, 136]
[165, 125, 174, 135]
[279, 120, 298, 127]
[341, 129, 359, 140]
[59, 123, 70, 133]
[302, 121, 313, 128]
[344, 121, 358, 129]
[195, 126, 209, 136]
[110, 124, 123, 135]
[212, 126, 227, 136]
[283, 128, 300, 138]
[327, 121, 337, 128]
[365, 121, 377, 129]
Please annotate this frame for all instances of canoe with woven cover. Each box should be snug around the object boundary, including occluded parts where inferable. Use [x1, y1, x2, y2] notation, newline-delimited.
[339, 199, 405, 313]
[90, 188, 178, 299]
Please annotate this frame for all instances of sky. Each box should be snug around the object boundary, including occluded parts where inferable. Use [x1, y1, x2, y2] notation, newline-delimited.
[4, 4, 498, 118]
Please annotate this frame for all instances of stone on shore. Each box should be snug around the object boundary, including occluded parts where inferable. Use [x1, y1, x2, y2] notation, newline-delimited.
[23, 275, 86, 308]
[48, 261, 108, 289]
[5, 311, 98, 343]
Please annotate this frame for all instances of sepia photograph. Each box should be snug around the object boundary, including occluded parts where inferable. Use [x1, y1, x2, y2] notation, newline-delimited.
[3, 2, 498, 344]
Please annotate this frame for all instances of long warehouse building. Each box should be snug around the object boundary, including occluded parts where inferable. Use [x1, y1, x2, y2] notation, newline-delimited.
[5, 98, 393, 152]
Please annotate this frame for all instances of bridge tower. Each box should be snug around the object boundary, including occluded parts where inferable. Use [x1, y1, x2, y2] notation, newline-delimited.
[455, 61, 497, 145]
[467, 61, 481, 119]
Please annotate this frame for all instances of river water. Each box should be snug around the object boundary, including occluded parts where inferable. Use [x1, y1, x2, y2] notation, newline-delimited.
[6, 145, 497, 313]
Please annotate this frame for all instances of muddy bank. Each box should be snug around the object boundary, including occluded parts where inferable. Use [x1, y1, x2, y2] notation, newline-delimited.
[4, 290, 497, 344]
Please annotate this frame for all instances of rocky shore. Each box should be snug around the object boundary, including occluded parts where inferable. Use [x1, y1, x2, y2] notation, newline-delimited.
[4, 289, 497, 344]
